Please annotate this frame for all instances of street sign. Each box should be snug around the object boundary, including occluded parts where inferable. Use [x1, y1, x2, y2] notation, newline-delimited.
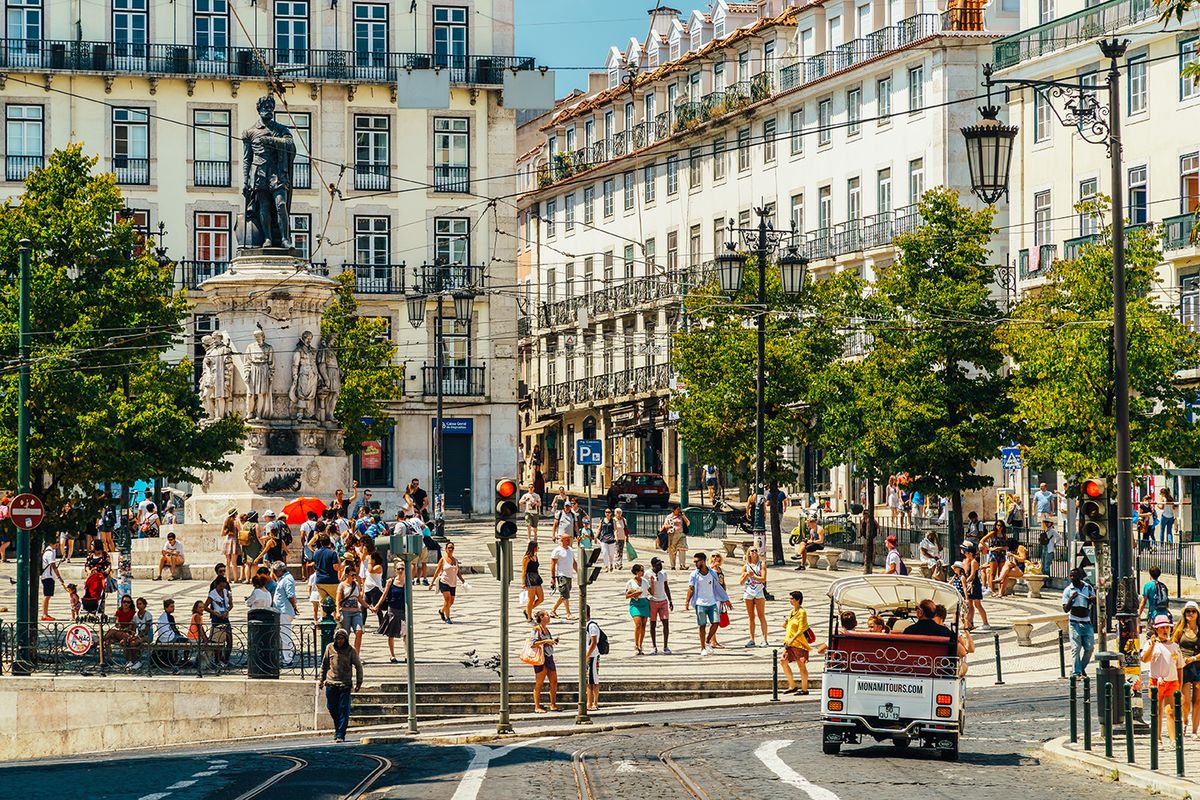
[999, 446, 1023, 471]
[576, 439, 603, 466]
[63, 624, 94, 656]
[10, 493, 44, 530]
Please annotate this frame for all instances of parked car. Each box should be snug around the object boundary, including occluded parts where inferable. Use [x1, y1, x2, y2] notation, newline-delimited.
[606, 473, 670, 508]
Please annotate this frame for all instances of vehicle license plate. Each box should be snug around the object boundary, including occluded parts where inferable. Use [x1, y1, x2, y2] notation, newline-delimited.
[878, 703, 901, 721]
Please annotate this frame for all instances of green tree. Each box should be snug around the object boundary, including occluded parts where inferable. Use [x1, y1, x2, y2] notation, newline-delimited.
[320, 271, 403, 453]
[0, 145, 245, 521]
[842, 188, 1009, 548]
[1000, 203, 1200, 482]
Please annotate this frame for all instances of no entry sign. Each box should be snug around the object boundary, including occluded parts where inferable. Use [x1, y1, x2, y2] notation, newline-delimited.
[10, 493, 44, 530]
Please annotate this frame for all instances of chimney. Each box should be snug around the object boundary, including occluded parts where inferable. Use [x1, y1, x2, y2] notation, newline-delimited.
[588, 71, 609, 95]
[648, 6, 682, 37]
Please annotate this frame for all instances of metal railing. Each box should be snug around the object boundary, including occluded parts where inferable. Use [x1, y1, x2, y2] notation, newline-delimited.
[346, 262, 405, 294]
[536, 363, 671, 409]
[412, 263, 484, 294]
[1063, 233, 1100, 260]
[293, 160, 312, 190]
[0, 39, 536, 85]
[992, 0, 1157, 70]
[178, 259, 229, 290]
[434, 164, 470, 193]
[193, 159, 231, 187]
[1164, 213, 1197, 251]
[354, 163, 390, 191]
[421, 363, 486, 396]
[113, 156, 150, 185]
[5, 154, 42, 181]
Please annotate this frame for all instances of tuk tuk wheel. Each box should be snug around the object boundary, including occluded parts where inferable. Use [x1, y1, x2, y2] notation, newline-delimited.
[940, 735, 959, 761]
[891, 736, 910, 750]
[821, 727, 842, 755]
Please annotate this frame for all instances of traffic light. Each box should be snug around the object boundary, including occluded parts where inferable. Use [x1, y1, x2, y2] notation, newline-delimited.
[486, 540, 513, 581]
[1080, 477, 1108, 542]
[495, 477, 519, 540]
[582, 543, 602, 585]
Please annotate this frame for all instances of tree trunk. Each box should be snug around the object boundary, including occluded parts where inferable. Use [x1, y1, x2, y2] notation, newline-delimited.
[949, 488, 964, 558]
[864, 476, 877, 574]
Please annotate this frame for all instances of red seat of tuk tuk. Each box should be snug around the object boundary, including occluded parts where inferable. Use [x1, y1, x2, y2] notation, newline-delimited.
[828, 631, 956, 677]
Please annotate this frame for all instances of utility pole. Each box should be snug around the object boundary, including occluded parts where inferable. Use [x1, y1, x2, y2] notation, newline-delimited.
[753, 216, 770, 563]
[576, 475, 593, 725]
[14, 239, 33, 671]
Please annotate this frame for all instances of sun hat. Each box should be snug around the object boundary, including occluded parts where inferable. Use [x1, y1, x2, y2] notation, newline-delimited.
[1154, 614, 1173, 629]
[264, 510, 276, 518]
[226, 507, 237, 517]
[1185, 601, 1200, 614]
[951, 561, 965, 571]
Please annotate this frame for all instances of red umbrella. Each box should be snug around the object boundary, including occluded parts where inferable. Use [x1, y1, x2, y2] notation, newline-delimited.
[282, 496, 326, 525]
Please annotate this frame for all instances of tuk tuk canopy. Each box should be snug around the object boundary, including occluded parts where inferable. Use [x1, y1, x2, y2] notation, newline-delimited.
[826, 574, 963, 614]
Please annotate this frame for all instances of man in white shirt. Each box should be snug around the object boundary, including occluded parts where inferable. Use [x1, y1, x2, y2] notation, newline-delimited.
[156, 599, 181, 643]
[685, 552, 730, 656]
[40, 542, 64, 621]
[520, 485, 542, 540]
[648, 557, 674, 654]
[550, 534, 576, 620]
[155, 532, 185, 581]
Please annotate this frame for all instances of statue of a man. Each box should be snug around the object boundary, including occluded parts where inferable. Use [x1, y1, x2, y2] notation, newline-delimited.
[241, 95, 296, 249]
[290, 330, 320, 420]
[212, 331, 234, 418]
[317, 333, 341, 423]
[199, 334, 217, 418]
[243, 328, 275, 419]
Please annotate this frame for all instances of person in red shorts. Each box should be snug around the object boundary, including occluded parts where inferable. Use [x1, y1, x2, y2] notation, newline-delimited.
[648, 557, 674, 654]
[1144, 613, 1184, 745]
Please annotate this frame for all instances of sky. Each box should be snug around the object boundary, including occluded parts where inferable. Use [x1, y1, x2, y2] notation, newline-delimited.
[515, 0, 692, 95]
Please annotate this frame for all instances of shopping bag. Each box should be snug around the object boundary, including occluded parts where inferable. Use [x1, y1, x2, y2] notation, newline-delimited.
[519, 639, 544, 666]
[519, 589, 529, 605]
[625, 541, 638, 562]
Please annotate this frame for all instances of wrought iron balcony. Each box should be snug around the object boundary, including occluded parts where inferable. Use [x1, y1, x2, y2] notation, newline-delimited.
[293, 161, 312, 190]
[346, 263, 405, 294]
[194, 159, 230, 187]
[1063, 233, 1100, 260]
[5, 154, 42, 181]
[113, 156, 150, 185]
[434, 165, 470, 193]
[354, 163, 390, 191]
[421, 363, 486, 396]
[413, 263, 484, 294]
[1164, 213, 1197, 252]
[991, 0, 1156, 70]
[178, 259, 229, 290]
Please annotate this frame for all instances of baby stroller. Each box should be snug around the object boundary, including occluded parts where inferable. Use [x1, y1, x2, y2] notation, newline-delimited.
[79, 569, 108, 623]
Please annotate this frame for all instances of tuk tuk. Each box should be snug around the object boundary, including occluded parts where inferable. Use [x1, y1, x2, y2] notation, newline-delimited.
[820, 574, 965, 760]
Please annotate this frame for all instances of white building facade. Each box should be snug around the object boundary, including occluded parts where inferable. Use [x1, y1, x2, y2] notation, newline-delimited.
[0, 0, 528, 512]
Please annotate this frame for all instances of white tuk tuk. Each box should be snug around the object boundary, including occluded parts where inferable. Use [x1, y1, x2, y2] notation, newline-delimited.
[820, 574, 965, 760]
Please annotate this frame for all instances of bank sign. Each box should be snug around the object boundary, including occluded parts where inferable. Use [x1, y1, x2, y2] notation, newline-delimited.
[853, 678, 926, 696]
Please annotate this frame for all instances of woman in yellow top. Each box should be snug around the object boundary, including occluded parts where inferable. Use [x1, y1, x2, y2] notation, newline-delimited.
[780, 590, 812, 695]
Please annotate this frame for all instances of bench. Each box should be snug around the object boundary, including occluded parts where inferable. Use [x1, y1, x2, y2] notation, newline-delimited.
[804, 548, 845, 571]
[1011, 613, 1069, 647]
[721, 538, 754, 559]
[1022, 573, 1048, 599]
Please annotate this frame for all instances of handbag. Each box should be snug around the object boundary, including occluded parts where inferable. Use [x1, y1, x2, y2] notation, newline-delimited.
[519, 638, 545, 666]
[804, 627, 817, 644]
[719, 610, 730, 628]
[625, 542, 638, 561]
[519, 589, 529, 605]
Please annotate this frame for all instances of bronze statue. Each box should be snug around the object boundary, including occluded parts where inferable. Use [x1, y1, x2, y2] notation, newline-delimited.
[241, 95, 296, 249]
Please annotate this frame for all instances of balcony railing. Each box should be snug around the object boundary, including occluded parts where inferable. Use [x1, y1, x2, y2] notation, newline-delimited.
[413, 264, 484, 294]
[178, 259, 229, 290]
[0, 39, 536, 86]
[113, 156, 150, 185]
[293, 160, 312, 190]
[534, 364, 672, 409]
[1164, 213, 1197, 251]
[421, 363, 486, 396]
[1063, 233, 1100, 260]
[194, 159, 230, 187]
[5, 154, 42, 181]
[434, 165, 470, 193]
[992, 0, 1156, 70]
[354, 163, 390, 191]
[346, 263, 405, 294]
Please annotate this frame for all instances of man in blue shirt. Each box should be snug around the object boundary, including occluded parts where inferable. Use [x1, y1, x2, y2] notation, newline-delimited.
[272, 561, 298, 664]
[1139, 565, 1171, 629]
[1062, 567, 1097, 676]
[312, 535, 339, 607]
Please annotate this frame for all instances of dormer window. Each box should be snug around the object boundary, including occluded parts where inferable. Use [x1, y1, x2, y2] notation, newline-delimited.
[715, 18, 725, 38]
[690, 29, 700, 50]
[649, 48, 659, 67]
[608, 67, 619, 88]
[670, 40, 680, 60]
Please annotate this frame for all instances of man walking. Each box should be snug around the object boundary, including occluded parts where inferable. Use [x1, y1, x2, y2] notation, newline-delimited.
[1139, 565, 1171, 629]
[685, 552, 729, 656]
[520, 483, 542, 541]
[550, 533, 576, 620]
[272, 561, 298, 665]
[553, 498, 578, 543]
[1063, 567, 1097, 676]
[648, 557, 673, 654]
[40, 540, 64, 621]
[320, 628, 364, 743]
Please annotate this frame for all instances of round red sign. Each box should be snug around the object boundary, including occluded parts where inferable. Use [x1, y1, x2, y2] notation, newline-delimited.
[10, 493, 44, 530]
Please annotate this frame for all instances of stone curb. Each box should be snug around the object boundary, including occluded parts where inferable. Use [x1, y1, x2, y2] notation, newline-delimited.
[1042, 735, 1198, 799]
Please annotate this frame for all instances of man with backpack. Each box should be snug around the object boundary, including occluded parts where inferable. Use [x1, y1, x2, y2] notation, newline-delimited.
[585, 606, 607, 711]
[1139, 565, 1172, 630]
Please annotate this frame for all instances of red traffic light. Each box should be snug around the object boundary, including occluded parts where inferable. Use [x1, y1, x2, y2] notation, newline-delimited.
[496, 479, 518, 498]
[1082, 479, 1103, 498]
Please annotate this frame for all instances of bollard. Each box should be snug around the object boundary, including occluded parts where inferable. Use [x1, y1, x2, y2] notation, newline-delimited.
[993, 633, 1005, 685]
[1103, 683, 1114, 758]
[1125, 682, 1135, 764]
[1084, 681, 1094, 753]
[1069, 675, 1079, 743]
[1058, 629, 1067, 679]
[1151, 686, 1159, 771]
[772, 649, 780, 702]
[1176, 690, 1185, 777]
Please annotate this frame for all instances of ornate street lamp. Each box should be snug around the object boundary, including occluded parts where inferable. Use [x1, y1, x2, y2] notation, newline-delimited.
[777, 246, 810, 297]
[715, 243, 747, 294]
[453, 293, 473, 322]
[961, 105, 1018, 205]
[406, 294, 428, 329]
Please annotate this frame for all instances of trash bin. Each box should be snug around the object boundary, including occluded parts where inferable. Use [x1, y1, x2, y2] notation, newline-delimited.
[247, 607, 281, 679]
[1095, 653, 1125, 727]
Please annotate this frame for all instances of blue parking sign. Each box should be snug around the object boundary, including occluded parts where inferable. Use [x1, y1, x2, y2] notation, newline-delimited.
[576, 439, 603, 466]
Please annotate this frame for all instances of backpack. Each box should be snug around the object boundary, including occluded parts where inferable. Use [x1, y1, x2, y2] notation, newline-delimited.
[596, 625, 610, 656]
[1154, 580, 1169, 611]
[278, 521, 293, 546]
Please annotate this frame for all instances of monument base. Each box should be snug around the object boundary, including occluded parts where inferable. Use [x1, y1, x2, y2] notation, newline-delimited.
[185, 451, 352, 524]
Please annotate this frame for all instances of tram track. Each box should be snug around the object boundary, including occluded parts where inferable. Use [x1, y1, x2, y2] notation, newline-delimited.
[229, 752, 391, 800]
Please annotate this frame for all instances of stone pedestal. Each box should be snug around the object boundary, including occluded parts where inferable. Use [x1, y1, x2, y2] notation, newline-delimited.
[185, 251, 351, 522]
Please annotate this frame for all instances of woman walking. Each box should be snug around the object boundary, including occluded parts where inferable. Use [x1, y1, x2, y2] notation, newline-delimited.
[203, 574, 233, 665]
[429, 542, 462, 624]
[707, 551, 730, 649]
[597, 509, 617, 571]
[886, 476, 901, 526]
[529, 611, 560, 712]
[1175, 601, 1200, 738]
[613, 508, 629, 569]
[221, 508, 240, 579]
[959, 542, 990, 631]
[521, 541, 544, 622]
[1160, 488, 1178, 545]
[780, 590, 812, 694]
[370, 560, 408, 663]
[741, 547, 770, 647]
[626, 564, 651, 655]
[336, 556, 365, 653]
[363, 550, 386, 627]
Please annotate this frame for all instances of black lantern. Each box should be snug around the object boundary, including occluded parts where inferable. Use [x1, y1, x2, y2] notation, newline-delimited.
[777, 246, 809, 296]
[453, 293, 472, 321]
[406, 294, 428, 328]
[961, 104, 1018, 205]
[716, 243, 747, 294]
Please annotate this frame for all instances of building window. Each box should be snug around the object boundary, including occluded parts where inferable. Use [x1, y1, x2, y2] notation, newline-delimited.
[713, 61, 726, 92]
[353, 3, 388, 68]
[1033, 191, 1052, 246]
[623, 244, 635, 280]
[583, 185, 595, 225]
[433, 5, 468, 73]
[818, 186, 832, 231]
[666, 230, 678, 271]
[818, 99, 832, 146]
[564, 261, 575, 297]
[790, 108, 804, 155]
[1078, 177, 1098, 236]
[354, 115, 389, 190]
[643, 163, 656, 203]
[847, 87, 862, 136]
[434, 217, 470, 270]
[737, 126, 751, 172]
[688, 224, 701, 266]
[1182, 39, 1200, 101]
[712, 137, 727, 181]
[1034, 91, 1052, 143]
[623, 170, 635, 210]
[908, 158, 924, 203]
[5, 104, 42, 181]
[354, 216, 390, 266]
[666, 155, 679, 195]
[433, 117, 469, 193]
[847, 176, 861, 221]
[112, 107, 149, 184]
[545, 269, 556, 304]
[644, 238, 655, 273]
[1038, 0, 1054, 24]
[195, 211, 231, 262]
[602, 179, 614, 217]
[194, 0, 229, 64]
[877, 75, 892, 123]
[291, 214, 311, 259]
[352, 428, 393, 488]
[1128, 165, 1148, 224]
[907, 65, 924, 113]
[689, 146, 702, 188]
[274, 0, 309, 65]
[790, 193, 803, 232]
[582, 257, 594, 294]
[763, 117, 776, 163]
[6, 0, 42, 61]
[113, 0, 148, 65]
[290, 111, 312, 188]
[193, 109, 230, 187]
[1127, 54, 1147, 114]
[545, 199, 556, 238]
[565, 192, 575, 232]
[603, 250, 614, 283]
[1182, 153, 1200, 213]
[877, 167, 892, 214]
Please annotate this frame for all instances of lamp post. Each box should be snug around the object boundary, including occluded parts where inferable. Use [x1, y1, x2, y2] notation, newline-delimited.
[716, 208, 809, 565]
[961, 39, 1134, 653]
[395, 530, 423, 734]
[407, 260, 480, 541]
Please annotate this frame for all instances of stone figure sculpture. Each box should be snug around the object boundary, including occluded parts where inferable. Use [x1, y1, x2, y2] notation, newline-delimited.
[316, 332, 342, 423]
[241, 95, 296, 249]
[290, 330, 320, 420]
[199, 334, 217, 417]
[210, 331, 235, 418]
[243, 327, 275, 419]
